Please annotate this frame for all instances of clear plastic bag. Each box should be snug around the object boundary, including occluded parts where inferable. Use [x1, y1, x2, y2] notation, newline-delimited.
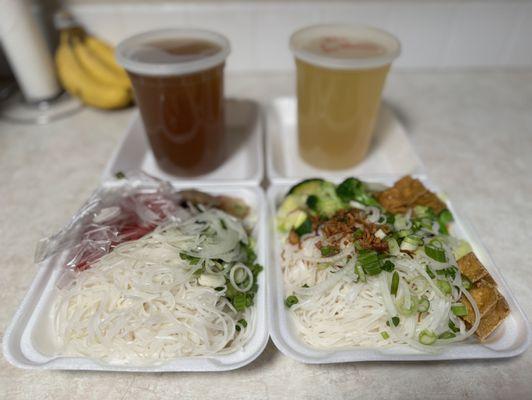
[34, 172, 183, 269]
[34, 171, 251, 270]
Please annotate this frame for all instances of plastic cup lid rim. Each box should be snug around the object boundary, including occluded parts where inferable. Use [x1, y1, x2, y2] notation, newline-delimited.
[115, 28, 231, 77]
[290, 24, 401, 70]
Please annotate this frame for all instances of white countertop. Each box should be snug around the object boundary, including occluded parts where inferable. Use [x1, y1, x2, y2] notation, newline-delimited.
[1, 70, 531, 399]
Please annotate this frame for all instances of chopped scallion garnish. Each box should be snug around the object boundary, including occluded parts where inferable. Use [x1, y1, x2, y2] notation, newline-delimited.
[436, 279, 452, 295]
[438, 331, 456, 339]
[451, 303, 468, 316]
[386, 316, 400, 327]
[424, 242, 447, 263]
[285, 295, 299, 308]
[390, 271, 399, 296]
[381, 260, 395, 272]
[381, 331, 390, 340]
[462, 276, 472, 290]
[418, 329, 437, 345]
[417, 296, 430, 312]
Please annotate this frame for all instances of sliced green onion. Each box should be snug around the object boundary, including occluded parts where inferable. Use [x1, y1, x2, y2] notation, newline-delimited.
[462, 276, 472, 290]
[391, 271, 399, 296]
[439, 209, 453, 225]
[381, 331, 390, 340]
[405, 235, 424, 246]
[413, 205, 429, 218]
[386, 316, 400, 327]
[425, 266, 435, 279]
[424, 243, 447, 263]
[419, 329, 437, 345]
[436, 279, 452, 295]
[400, 235, 422, 251]
[358, 250, 382, 276]
[396, 296, 417, 316]
[285, 295, 299, 308]
[320, 246, 338, 257]
[448, 320, 460, 333]
[394, 215, 410, 231]
[417, 296, 430, 312]
[451, 303, 468, 316]
[438, 210, 453, 235]
[381, 260, 395, 272]
[233, 293, 247, 311]
[386, 238, 400, 256]
[438, 331, 456, 339]
[355, 263, 366, 283]
[397, 229, 412, 238]
[353, 228, 364, 239]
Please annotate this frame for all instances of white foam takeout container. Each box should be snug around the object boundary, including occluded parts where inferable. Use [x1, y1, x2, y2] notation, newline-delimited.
[3, 183, 269, 371]
[265, 97, 424, 184]
[267, 175, 531, 363]
[102, 98, 264, 186]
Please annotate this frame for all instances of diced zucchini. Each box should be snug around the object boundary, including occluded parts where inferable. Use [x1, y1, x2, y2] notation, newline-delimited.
[278, 209, 308, 233]
[288, 179, 344, 217]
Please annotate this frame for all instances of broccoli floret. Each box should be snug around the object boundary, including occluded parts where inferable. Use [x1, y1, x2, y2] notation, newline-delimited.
[336, 178, 380, 207]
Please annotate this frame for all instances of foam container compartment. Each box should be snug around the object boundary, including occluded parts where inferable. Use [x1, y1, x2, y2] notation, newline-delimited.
[267, 175, 531, 363]
[102, 98, 264, 186]
[3, 184, 269, 371]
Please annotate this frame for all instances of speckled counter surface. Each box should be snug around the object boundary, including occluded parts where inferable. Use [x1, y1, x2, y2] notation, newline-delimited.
[1, 71, 531, 400]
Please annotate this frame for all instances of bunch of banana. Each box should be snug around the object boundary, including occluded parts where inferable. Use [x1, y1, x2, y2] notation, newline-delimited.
[55, 29, 133, 109]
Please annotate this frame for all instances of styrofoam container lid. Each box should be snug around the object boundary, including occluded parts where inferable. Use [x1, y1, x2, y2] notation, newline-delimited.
[116, 28, 231, 76]
[290, 24, 401, 70]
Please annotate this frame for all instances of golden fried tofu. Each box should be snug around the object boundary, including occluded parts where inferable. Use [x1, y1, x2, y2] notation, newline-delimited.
[475, 297, 510, 341]
[461, 281, 499, 324]
[457, 252, 489, 283]
[376, 176, 446, 214]
[414, 192, 447, 214]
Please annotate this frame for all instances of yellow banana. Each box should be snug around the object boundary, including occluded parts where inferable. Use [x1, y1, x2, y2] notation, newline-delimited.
[55, 30, 131, 109]
[84, 36, 131, 87]
[72, 35, 130, 90]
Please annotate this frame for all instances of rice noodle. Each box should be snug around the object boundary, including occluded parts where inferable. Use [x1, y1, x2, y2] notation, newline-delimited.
[52, 209, 257, 365]
[282, 237, 479, 352]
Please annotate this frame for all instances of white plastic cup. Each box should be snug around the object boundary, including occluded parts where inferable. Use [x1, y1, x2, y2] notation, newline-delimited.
[116, 29, 231, 176]
[290, 24, 401, 170]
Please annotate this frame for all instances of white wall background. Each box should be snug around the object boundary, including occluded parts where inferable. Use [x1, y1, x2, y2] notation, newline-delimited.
[66, 1, 532, 72]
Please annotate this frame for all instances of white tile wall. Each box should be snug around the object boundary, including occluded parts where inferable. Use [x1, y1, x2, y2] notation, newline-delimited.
[66, 1, 532, 71]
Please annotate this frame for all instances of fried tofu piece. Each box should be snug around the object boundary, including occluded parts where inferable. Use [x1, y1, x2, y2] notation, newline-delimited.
[457, 252, 511, 340]
[461, 281, 499, 324]
[475, 297, 510, 341]
[415, 192, 447, 214]
[376, 176, 446, 214]
[457, 252, 489, 283]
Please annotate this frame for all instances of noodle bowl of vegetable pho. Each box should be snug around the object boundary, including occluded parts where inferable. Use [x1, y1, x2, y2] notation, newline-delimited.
[43, 177, 263, 365]
[277, 176, 509, 351]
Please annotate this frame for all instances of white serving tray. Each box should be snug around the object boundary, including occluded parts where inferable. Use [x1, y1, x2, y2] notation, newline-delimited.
[3, 184, 269, 372]
[265, 97, 425, 183]
[102, 98, 264, 186]
[267, 176, 531, 363]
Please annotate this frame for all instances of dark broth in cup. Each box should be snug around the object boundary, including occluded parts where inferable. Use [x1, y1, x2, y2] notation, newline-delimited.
[118, 33, 229, 176]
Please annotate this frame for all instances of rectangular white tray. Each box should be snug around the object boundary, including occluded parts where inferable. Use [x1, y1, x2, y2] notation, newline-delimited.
[267, 176, 531, 363]
[102, 98, 264, 186]
[265, 97, 425, 183]
[3, 184, 269, 371]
